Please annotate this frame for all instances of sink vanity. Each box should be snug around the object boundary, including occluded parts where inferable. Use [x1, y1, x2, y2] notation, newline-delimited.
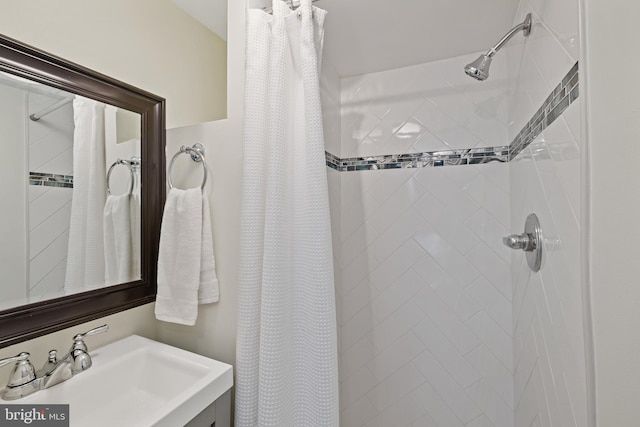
[1, 335, 233, 427]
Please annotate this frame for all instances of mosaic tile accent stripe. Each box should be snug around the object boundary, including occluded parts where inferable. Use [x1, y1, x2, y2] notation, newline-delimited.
[509, 61, 579, 160]
[326, 147, 509, 171]
[327, 62, 578, 172]
[29, 172, 73, 189]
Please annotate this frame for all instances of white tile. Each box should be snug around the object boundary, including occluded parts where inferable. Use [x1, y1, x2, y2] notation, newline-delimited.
[367, 331, 425, 382]
[465, 208, 512, 263]
[341, 333, 375, 383]
[366, 393, 426, 427]
[341, 249, 378, 297]
[466, 415, 497, 427]
[466, 311, 513, 371]
[413, 350, 482, 424]
[340, 396, 378, 427]
[341, 279, 378, 325]
[413, 100, 479, 149]
[29, 259, 66, 295]
[466, 380, 514, 427]
[29, 230, 69, 288]
[366, 169, 414, 205]
[341, 365, 379, 408]
[414, 230, 480, 287]
[411, 382, 464, 427]
[466, 276, 512, 335]
[368, 240, 425, 292]
[414, 169, 481, 222]
[365, 362, 425, 413]
[413, 283, 481, 356]
[29, 188, 73, 230]
[370, 302, 424, 352]
[466, 243, 512, 302]
[463, 174, 510, 228]
[370, 208, 427, 263]
[368, 177, 426, 234]
[341, 304, 376, 352]
[410, 129, 450, 153]
[29, 202, 72, 259]
[413, 254, 481, 322]
[343, 222, 380, 267]
[371, 270, 425, 322]
[414, 192, 480, 255]
[465, 345, 514, 409]
[341, 192, 381, 241]
[412, 317, 482, 389]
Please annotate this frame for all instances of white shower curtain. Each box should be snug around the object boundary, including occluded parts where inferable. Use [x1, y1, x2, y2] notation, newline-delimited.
[65, 96, 107, 293]
[236, 0, 339, 426]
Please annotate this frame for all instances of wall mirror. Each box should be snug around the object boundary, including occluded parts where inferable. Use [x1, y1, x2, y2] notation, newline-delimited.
[0, 34, 165, 348]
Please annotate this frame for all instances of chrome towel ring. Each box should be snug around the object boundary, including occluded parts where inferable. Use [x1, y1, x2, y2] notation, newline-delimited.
[168, 143, 207, 190]
[106, 158, 138, 196]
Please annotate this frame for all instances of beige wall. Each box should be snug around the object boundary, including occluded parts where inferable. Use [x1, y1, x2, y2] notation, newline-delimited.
[157, 0, 246, 366]
[0, 0, 227, 129]
[583, 0, 640, 425]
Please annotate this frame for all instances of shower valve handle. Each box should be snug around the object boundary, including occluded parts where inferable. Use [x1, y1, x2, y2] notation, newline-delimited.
[503, 233, 536, 251]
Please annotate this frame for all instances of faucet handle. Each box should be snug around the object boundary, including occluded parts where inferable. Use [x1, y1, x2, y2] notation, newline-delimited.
[73, 324, 109, 342]
[0, 353, 36, 387]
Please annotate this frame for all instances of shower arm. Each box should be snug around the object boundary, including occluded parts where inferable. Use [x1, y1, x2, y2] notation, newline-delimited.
[485, 13, 532, 58]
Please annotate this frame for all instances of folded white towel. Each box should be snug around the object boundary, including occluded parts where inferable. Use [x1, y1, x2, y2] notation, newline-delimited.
[155, 188, 219, 325]
[103, 194, 132, 285]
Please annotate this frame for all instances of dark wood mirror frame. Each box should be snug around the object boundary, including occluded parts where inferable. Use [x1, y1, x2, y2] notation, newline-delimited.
[0, 34, 165, 348]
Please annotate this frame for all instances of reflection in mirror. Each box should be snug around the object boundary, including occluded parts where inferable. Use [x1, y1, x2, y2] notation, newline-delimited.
[0, 70, 141, 312]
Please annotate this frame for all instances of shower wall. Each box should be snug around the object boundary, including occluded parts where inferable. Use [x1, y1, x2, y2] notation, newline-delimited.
[28, 93, 74, 299]
[326, 52, 514, 427]
[507, 0, 587, 426]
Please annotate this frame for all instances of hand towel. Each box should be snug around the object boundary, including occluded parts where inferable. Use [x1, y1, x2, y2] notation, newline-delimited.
[155, 188, 219, 325]
[103, 194, 132, 285]
[130, 192, 141, 280]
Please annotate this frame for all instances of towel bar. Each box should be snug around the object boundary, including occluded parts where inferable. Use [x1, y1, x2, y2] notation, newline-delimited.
[168, 143, 207, 190]
[106, 158, 139, 196]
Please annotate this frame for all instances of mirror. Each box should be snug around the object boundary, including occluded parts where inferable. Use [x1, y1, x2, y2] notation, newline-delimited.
[0, 71, 143, 311]
[0, 34, 165, 348]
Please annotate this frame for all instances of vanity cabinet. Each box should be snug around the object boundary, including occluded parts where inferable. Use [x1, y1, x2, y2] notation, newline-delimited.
[185, 390, 231, 427]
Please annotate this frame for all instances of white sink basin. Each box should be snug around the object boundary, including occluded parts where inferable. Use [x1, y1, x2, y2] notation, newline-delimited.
[13, 335, 233, 427]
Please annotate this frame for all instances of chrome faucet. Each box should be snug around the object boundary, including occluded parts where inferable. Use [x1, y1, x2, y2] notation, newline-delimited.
[0, 324, 108, 400]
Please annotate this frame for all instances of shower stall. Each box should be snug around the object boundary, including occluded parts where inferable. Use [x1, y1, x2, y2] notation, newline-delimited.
[319, 1, 587, 426]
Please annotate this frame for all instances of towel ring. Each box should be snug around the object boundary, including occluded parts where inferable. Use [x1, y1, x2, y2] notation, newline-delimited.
[106, 159, 135, 196]
[168, 143, 207, 190]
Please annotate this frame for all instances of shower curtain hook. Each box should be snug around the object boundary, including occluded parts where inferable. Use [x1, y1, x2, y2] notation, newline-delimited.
[289, 0, 294, 9]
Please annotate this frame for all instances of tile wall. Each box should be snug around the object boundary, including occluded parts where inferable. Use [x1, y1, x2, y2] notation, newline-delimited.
[326, 51, 515, 427]
[507, 0, 587, 426]
[27, 92, 74, 298]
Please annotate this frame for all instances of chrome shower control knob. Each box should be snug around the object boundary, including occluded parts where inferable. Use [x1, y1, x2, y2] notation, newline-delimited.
[503, 214, 543, 272]
[503, 233, 536, 251]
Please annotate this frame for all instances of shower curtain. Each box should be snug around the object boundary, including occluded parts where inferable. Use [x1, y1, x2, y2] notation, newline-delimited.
[65, 96, 106, 293]
[235, 0, 339, 426]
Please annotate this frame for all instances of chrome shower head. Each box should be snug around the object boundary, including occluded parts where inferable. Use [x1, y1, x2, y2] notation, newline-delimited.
[465, 13, 532, 81]
[465, 54, 492, 81]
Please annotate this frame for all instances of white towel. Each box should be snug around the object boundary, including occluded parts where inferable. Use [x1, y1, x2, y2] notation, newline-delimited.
[155, 188, 219, 325]
[103, 194, 132, 284]
[130, 192, 141, 280]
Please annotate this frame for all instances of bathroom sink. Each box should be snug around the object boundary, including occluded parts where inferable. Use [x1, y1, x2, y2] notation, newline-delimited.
[11, 335, 233, 427]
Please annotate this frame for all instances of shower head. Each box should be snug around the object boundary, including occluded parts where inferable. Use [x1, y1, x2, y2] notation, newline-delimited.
[465, 13, 532, 81]
[465, 54, 492, 81]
